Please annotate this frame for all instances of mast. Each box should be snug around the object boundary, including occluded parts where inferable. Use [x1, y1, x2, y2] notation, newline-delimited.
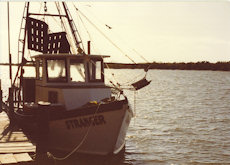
[62, 2, 85, 54]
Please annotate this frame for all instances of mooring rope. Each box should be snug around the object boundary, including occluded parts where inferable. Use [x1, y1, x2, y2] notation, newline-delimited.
[49, 102, 102, 161]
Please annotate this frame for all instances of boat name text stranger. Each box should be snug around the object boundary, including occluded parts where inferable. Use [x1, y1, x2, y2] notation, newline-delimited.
[65, 115, 106, 129]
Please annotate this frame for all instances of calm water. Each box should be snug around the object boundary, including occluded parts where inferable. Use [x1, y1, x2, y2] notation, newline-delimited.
[109, 69, 230, 165]
[0, 68, 230, 164]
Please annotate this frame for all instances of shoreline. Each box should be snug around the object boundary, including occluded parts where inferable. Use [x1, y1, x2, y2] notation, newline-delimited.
[106, 61, 230, 71]
[0, 61, 229, 71]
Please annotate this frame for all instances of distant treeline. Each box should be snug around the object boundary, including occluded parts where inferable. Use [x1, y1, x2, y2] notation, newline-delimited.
[0, 61, 229, 71]
[105, 61, 230, 71]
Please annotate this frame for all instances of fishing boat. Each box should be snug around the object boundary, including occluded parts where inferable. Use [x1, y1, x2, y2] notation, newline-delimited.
[0, 2, 152, 158]
[19, 53, 133, 156]
[0, 2, 135, 156]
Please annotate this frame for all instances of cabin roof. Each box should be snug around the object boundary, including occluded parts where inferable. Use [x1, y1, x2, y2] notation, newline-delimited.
[31, 54, 110, 59]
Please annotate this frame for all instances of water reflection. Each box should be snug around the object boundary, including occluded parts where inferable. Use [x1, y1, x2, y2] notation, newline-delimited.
[36, 148, 132, 165]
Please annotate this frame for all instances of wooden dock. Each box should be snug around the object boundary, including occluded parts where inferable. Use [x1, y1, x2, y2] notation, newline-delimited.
[0, 112, 35, 164]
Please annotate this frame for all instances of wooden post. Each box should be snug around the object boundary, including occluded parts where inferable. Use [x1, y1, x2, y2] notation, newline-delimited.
[9, 87, 14, 125]
[88, 41, 91, 54]
[0, 80, 2, 113]
[8, 2, 12, 86]
[35, 102, 50, 159]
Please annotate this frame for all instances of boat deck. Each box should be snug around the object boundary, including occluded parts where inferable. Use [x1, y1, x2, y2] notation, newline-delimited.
[0, 112, 35, 164]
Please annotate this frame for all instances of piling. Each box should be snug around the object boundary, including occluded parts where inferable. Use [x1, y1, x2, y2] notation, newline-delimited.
[0, 80, 2, 113]
[8, 88, 14, 126]
[35, 102, 50, 160]
[0, 90, 2, 113]
[88, 41, 91, 54]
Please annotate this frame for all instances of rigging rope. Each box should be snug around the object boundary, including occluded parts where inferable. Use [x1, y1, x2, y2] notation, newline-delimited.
[132, 49, 149, 63]
[55, 2, 77, 54]
[76, 12, 103, 55]
[63, 2, 85, 53]
[70, 4, 125, 92]
[89, 59, 123, 94]
[73, 7, 121, 87]
[78, 4, 151, 65]
[80, 4, 156, 77]
[49, 102, 102, 160]
[73, 4, 136, 64]
[75, 9, 92, 49]
[72, 4, 153, 91]
[55, 2, 66, 31]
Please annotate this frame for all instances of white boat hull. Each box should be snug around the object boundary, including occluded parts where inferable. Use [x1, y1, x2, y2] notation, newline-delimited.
[48, 103, 133, 155]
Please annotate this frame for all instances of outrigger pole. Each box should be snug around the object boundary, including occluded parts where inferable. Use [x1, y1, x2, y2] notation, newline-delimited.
[7, 2, 14, 125]
[7, 2, 12, 86]
[12, 2, 30, 87]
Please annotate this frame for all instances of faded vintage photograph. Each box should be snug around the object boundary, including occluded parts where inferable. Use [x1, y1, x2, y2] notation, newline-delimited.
[0, 1, 229, 165]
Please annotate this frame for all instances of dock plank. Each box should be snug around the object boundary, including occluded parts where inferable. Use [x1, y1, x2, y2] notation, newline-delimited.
[0, 142, 34, 147]
[0, 154, 17, 164]
[0, 112, 36, 164]
[13, 153, 33, 162]
[0, 147, 36, 154]
[0, 132, 28, 142]
[0, 150, 36, 154]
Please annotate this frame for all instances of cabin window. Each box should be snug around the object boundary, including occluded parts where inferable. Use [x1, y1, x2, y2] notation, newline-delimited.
[36, 59, 43, 80]
[46, 59, 67, 82]
[88, 60, 104, 82]
[95, 61, 102, 79]
[70, 59, 85, 82]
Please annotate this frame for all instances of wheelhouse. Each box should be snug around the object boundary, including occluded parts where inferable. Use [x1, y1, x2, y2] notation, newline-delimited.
[33, 54, 108, 85]
[23, 54, 111, 110]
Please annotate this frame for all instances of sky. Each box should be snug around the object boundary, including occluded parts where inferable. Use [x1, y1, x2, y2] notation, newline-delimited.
[0, 1, 230, 63]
